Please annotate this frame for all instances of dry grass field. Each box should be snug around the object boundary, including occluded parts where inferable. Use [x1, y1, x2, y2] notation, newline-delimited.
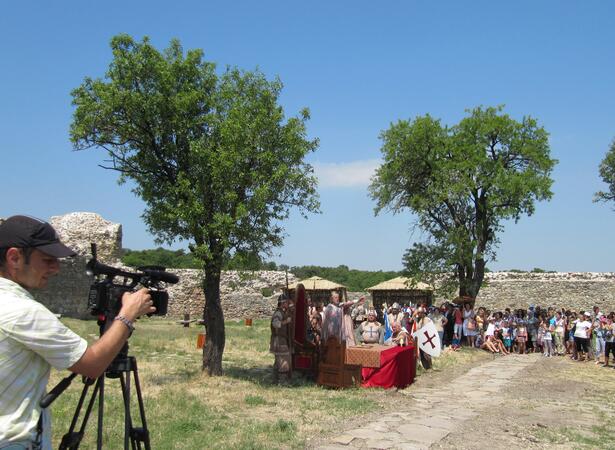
[48, 318, 491, 449]
[49, 318, 378, 449]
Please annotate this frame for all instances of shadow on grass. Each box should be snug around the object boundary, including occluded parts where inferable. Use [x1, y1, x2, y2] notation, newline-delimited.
[223, 364, 317, 388]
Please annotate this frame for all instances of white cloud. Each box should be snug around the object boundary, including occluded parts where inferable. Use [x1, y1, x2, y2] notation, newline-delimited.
[313, 159, 381, 188]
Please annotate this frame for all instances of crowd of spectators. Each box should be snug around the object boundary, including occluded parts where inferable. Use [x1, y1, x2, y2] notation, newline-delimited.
[430, 302, 615, 366]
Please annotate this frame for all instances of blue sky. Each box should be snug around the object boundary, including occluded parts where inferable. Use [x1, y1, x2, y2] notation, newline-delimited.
[1, 1, 614, 271]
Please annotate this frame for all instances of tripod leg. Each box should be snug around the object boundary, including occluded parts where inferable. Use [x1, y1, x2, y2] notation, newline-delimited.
[119, 371, 133, 450]
[97, 375, 105, 450]
[132, 358, 151, 450]
[59, 377, 100, 450]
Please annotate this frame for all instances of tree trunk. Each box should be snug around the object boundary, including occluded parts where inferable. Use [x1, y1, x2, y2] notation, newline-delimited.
[457, 260, 485, 300]
[202, 266, 225, 375]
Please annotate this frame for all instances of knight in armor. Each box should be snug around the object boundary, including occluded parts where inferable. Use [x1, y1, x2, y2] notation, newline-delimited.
[351, 303, 367, 327]
[270, 294, 292, 383]
[355, 310, 384, 344]
[413, 307, 433, 369]
[388, 303, 403, 326]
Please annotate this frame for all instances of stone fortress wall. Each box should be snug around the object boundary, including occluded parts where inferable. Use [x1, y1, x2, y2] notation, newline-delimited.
[4, 213, 615, 319]
[32, 213, 298, 320]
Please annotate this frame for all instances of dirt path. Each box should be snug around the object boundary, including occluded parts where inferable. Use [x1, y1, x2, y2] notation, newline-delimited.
[311, 353, 615, 450]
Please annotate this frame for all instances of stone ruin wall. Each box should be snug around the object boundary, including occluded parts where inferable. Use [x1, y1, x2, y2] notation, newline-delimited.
[34, 212, 298, 320]
[6, 212, 615, 318]
[472, 272, 615, 313]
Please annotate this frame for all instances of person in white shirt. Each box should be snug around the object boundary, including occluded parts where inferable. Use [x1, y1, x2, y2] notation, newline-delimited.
[573, 312, 592, 361]
[0, 216, 154, 449]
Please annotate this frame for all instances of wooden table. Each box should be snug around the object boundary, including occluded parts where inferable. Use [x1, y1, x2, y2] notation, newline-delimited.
[346, 344, 416, 389]
[345, 344, 391, 368]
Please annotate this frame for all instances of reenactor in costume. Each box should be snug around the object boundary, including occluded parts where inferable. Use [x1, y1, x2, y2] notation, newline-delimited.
[388, 303, 403, 326]
[351, 303, 367, 328]
[270, 294, 292, 383]
[413, 307, 433, 369]
[391, 322, 411, 346]
[355, 310, 384, 344]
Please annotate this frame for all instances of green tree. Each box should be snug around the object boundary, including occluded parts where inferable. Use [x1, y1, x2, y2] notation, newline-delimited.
[370, 106, 556, 299]
[70, 35, 319, 375]
[121, 248, 201, 269]
[595, 138, 615, 205]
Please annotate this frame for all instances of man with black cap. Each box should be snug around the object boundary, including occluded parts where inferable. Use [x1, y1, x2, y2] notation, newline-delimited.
[0, 215, 154, 450]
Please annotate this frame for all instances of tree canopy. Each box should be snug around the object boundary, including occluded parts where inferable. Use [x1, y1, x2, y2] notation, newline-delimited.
[370, 106, 557, 298]
[595, 138, 615, 205]
[70, 35, 319, 374]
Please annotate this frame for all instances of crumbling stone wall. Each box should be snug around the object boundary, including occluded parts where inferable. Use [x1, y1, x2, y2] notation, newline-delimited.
[166, 269, 297, 320]
[472, 272, 615, 312]
[32, 212, 298, 319]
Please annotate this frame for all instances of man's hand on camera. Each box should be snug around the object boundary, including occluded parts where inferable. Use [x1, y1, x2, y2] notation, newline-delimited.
[70, 288, 154, 379]
[120, 288, 155, 321]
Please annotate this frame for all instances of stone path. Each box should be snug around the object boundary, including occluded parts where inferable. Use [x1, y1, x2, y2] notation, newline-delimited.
[313, 353, 540, 450]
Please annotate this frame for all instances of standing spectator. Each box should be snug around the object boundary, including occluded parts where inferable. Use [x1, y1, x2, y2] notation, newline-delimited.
[462, 302, 477, 347]
[442, 303, 455, 348]
[501, 319, 513, 353]
[453, 305, 463, 347]
[476, 307, 486, 341]
[516, 318, 528, 354]
[527, 308, 538, 352]
[604, 317, 615, 368]
[553, 311, 566, 355]
[574, 312, 592, 362]
[593, 315, 607, 365]
[536, 320, 545, 354]
[429, 307, 445, 349]
[543, 323, 554, 357]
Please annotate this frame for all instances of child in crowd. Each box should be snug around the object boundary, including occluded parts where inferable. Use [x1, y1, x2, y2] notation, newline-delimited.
[501, 320, 513, 353]
[516, 320, 527, 354]
[452, 327, 461, 350]
[536, 321, 545, 354]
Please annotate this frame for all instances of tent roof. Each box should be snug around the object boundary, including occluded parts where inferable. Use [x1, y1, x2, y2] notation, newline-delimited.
[288, 276, 346, 291]
[366, 276, 433, 292]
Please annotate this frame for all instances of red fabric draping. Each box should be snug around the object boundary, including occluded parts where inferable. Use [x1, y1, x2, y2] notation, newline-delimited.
[361, 345, 416, 389]
[294, 285, 307, 344]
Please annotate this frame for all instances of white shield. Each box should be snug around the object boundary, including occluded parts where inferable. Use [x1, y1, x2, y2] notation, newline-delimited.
[412, 321, 441, 357]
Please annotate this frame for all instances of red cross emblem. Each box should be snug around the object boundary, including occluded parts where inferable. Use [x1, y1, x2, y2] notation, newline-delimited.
[422, 330, 437, 349]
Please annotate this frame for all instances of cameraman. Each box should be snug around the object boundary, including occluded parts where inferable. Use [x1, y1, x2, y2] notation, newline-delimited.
[0, 215, 154, 450]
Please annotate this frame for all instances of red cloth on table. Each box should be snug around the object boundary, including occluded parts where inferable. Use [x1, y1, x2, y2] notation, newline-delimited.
[361, 345, 416, 389]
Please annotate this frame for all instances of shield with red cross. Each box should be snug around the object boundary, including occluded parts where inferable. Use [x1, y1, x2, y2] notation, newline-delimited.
[412, 320, 441, 357]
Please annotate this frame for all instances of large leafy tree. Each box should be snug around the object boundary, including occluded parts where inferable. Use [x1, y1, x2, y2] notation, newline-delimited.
[595, 138, 615, 205]
[70, 35, 319, 375]
[370, 106, 556, 299]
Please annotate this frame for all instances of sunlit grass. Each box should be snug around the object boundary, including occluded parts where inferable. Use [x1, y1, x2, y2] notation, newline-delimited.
[49, 319, 382, 449]
[49, 318, 485, 449]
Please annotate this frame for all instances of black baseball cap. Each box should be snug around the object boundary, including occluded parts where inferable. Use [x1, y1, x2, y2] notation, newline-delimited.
[0, 215, 76, 258]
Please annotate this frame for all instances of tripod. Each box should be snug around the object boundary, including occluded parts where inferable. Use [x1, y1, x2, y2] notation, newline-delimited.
[42, 344, 151, 450]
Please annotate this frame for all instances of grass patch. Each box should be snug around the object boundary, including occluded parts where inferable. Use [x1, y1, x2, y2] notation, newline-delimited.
[244, 395, 269, 406]
[48, 318, 482, 449]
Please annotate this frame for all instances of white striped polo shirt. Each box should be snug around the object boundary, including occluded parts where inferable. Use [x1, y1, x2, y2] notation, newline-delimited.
[0, 277, 87, 449]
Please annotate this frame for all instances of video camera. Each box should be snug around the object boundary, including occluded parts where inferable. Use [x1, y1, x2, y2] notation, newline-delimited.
[86, 243, 179, 318]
